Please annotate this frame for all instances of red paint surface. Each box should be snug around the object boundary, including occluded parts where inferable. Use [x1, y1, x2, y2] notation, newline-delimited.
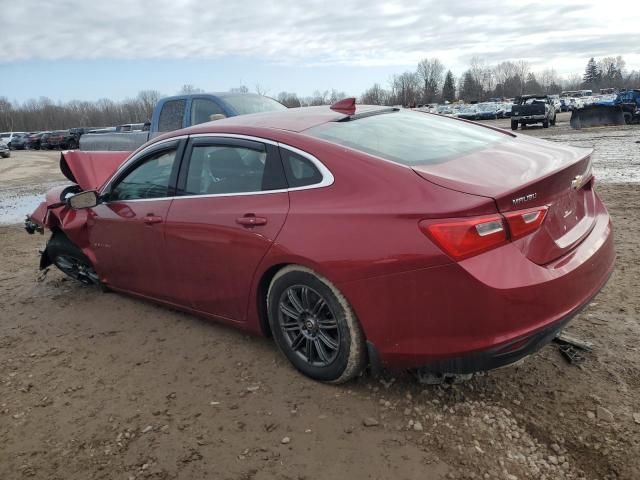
[31, 106, 615, 369]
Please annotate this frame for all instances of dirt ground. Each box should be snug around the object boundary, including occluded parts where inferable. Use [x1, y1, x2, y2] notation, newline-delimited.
[1, 117, 639, 479]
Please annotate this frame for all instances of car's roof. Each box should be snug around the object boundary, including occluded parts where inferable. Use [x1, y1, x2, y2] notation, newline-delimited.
[182, 104, 393, 134]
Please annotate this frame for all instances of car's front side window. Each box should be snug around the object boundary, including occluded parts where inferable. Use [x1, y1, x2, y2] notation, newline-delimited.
[109, 149, 178, 201]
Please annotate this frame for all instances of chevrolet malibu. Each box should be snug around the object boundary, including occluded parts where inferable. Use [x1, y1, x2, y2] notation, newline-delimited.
[26, 99, 615, 383]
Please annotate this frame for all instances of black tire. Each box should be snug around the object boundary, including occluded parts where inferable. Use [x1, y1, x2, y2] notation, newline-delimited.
[550, 114, 557, 126]
[267, 265, 366, 383]
[46, 233, 100, 286]
[543, 119, 549, 128]
[511, 120, 518, 131]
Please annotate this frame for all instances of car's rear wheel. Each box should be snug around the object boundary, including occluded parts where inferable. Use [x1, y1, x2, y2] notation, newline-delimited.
[550, 114, 557, 126]
[267, 265, 366, 383]
[511, 120, 518, 130]
[46, 233, 100, 286]
[543, 119, 549, 128]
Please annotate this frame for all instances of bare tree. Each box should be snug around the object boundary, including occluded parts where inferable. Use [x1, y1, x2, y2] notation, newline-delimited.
[255, 84, 270, 96]
[229, 85, 249, 94]
[137, 90, 161, 119]
[389, 72, 420, 106]
[179, 84, 204, 94]
[416, 58, 444, 103]
[360, 83, 389, 105]
[514, 60, 531, 95]
[276, 92, 302, 108]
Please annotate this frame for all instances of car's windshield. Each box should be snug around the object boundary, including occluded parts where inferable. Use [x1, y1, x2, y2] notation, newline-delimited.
[222, 95, 287, 115]
[305, 110, 507, 166]
[478, 104, 495, 112]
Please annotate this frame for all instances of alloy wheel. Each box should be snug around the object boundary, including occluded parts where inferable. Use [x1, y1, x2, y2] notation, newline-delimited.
[277, 285, 341, 367]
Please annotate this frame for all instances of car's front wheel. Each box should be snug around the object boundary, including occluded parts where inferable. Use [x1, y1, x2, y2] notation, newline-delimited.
[46, 233, 100, 286]
[267, 265, 366, 383]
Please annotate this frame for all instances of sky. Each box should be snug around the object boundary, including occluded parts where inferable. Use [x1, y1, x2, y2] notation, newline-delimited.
[1, 0, 639, 103]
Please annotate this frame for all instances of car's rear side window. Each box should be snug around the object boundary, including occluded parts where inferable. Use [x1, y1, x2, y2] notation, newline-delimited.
[183, 143, 287, 195]
[158, 100, 186, 132]
[280, 149, 323, 188]
[191, 99, 225, 125]
[305, 110, 507, 166]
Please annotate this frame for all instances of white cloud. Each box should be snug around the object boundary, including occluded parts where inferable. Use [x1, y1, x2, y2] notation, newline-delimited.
[3, 0, 640, 75]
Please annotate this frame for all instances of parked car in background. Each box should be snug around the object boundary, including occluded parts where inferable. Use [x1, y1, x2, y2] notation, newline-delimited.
[549, 95, 562, 112]
[0, 132, 26, 149]
[8, 133, 29, 150]
[44, 130, 81, 150]
[25, 99, 615, 383]
[0, 140, 10, 158]
[476, 103, 499, 120]
[25, 132, 47, 150]
[457, 105, 479, 120]
[39, 132, 56, 150]
[568, 98, 584, 110]
[40, 130, 57, 150]
[80, 93, 287, 151]
[511, 95, 557, 130]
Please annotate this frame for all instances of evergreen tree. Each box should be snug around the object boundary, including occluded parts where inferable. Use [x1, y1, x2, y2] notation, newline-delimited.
[441, 70, 456, 102]
[582, 57, 601, 89]
[524, 73, 542, 94]
[459, 71, 483, 102]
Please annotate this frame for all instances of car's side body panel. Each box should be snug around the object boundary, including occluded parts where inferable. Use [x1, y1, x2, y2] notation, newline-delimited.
[27, 105, 616, 374]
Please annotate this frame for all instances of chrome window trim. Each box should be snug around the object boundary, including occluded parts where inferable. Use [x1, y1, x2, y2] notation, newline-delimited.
[99, 133, 334, 203]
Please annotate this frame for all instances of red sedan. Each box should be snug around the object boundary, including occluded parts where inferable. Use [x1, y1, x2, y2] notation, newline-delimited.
[26, 99, 615, 383]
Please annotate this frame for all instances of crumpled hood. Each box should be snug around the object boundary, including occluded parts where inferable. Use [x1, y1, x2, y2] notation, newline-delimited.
[60, 150, 131, 190]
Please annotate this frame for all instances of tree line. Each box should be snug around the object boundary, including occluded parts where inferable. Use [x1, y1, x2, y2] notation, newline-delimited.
[359, 55, 638, 107]
[1, 55, 639, 132]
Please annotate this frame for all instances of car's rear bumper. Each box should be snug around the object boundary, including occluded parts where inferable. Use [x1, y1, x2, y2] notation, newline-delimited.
[513, 114, 546, 121]
[412, 274, 608, 374]
[340, 194, 615, 371]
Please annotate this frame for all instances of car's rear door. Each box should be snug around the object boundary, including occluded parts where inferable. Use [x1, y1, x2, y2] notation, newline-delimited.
[162, 135, 290, 322]
[88, 139, 185, 298]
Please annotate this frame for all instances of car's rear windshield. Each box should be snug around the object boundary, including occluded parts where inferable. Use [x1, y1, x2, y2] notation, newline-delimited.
[222, 95, 287, 115]
[305, 110, 507, 165]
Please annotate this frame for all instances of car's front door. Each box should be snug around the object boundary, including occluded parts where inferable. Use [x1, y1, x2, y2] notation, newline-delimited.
[162, 136, 290, 322]
[88, 140, 184, 298]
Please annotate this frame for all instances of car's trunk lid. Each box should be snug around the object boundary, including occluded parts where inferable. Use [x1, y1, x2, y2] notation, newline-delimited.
[412, 135, 596, 265]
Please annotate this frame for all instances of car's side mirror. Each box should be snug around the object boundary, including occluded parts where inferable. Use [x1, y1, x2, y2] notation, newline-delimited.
[68, 190, 99, 209]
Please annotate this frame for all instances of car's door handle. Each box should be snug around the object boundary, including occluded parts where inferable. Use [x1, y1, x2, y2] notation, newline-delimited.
[236, 214, 267, 227]
[143, 214, 163, 225]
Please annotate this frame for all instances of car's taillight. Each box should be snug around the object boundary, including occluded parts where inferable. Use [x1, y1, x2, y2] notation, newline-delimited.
[503, 206, 548, 241]
[420, 206, 548, 260]
[419, 215, 508, 260]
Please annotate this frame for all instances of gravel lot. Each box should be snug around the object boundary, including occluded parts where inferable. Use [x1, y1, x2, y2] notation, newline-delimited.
[1, 116, 639, 479]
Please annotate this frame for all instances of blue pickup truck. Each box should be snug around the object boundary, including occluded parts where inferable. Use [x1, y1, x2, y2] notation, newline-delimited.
[80, 93, 287, 151]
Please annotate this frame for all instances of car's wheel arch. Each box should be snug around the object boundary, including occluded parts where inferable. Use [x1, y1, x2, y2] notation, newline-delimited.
[253, 258, 354, 338]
